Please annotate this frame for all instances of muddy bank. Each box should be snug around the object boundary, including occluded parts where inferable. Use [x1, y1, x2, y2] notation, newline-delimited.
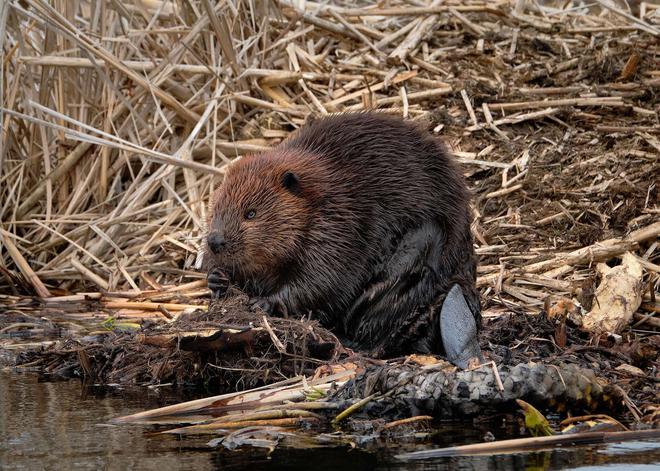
[3, 291, 657, 426]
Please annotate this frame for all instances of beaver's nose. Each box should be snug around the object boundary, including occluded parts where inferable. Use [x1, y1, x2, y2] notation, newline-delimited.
[207, 232, 226, 254]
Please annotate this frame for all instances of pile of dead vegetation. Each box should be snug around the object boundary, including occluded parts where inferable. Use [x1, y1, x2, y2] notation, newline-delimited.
[9, 294, 345, 389]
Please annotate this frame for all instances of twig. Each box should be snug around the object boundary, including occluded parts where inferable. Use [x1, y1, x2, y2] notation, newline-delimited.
[389, 0, 442, 61]
[478, 221, 660, 287]
[70, 256, 109, 291]
[263, 316, 287, 354]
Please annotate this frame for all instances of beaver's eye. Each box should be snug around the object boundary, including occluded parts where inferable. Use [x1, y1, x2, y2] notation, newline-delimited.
[244, 209, 256, 220]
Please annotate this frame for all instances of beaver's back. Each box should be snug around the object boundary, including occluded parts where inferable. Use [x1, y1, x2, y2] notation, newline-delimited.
[276, 113, 476, 330]
[282, 113, 470, 234]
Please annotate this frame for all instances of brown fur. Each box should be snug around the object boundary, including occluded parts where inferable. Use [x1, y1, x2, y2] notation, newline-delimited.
[205, 112, 478, 357]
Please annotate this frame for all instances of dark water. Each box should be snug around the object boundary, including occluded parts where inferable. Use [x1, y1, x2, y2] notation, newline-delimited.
[1, 372, 659, 471]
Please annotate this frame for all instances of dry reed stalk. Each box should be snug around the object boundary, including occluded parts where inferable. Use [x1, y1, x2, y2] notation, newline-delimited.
[113, 370, 352, 424]
[0, 228, 50, 297]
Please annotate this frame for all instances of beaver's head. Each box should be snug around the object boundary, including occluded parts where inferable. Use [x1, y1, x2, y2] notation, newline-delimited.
[206, 150, 320, 290]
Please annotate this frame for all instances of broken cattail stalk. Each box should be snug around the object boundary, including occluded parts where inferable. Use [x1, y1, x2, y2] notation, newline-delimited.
[397, 429, 660, 460]
[102, 300, 203, 311]
[0, 229, 50, 298]
[70, 257, 109, 291]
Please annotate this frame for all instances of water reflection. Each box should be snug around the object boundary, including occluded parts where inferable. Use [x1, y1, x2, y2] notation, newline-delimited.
[0, 372, 658, 470]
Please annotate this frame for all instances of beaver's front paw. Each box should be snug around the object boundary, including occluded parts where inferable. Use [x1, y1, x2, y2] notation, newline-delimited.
[250, 296, 288, 317]
[207, 268, 230, 299]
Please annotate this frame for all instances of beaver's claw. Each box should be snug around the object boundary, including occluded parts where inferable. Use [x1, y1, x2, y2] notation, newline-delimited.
[250, 296, 288, 317]
[207, 268, 230, 299]
[251, 297, 273, 314]
[441, 284, 484, 369]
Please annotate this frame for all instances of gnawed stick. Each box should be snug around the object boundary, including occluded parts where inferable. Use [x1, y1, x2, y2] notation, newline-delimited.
[164, 416, 319, 433]
[42, 293, 103, 303]
[332, 393, 377, 425]
[112, 370, 353, 424]
[466, 108, 559, 131]
[389, 0, 442, 61]
[162, 410, 324, 434]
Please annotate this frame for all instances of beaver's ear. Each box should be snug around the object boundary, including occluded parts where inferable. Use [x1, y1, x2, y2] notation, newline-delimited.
[281, 171, 301, 195]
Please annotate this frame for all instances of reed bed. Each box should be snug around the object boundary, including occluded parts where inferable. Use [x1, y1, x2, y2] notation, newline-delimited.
[0, 0, 659, 329]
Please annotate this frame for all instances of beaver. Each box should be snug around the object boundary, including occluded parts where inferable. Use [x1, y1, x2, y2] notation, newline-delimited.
[205, 112, 482, 368]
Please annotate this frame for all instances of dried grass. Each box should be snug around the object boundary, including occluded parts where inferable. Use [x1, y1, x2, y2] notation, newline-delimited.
[0, 1, 658, 329]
